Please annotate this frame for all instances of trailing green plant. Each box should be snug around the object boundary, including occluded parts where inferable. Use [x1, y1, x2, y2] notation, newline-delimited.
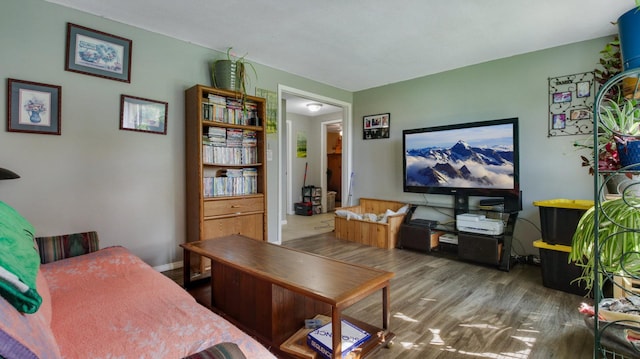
[574, 38, 623, 175]
[595, 37, 622, 94]
[570, 197, 640, 294]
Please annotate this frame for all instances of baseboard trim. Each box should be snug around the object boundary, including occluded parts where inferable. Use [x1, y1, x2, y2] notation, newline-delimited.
[154, 261, 183, 272]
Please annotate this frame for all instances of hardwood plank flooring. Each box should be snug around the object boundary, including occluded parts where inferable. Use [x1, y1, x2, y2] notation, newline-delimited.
[166, 233, 596, 358]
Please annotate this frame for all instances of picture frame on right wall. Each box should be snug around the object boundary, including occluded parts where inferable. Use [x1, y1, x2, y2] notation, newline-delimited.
[120, 95, 168, 135]
[363, 113, 390, 140]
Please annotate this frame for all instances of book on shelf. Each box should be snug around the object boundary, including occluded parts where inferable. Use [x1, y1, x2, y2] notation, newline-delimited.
[202, 127, 259, 165]
[242, 130, 257, 146]
[226, 128, 243, 147]
[207, 93, 226, 105]
[202, 103, 211, 121]
[307, 320, 370, 359]
[202, 93, 261, 126]
[203, 169, 258, 197]
[207, 127, 226, 144]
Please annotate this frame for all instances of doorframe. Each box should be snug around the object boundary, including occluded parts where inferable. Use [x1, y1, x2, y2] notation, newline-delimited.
[286, 119, 293, 216]
[276, 85, 352, 245]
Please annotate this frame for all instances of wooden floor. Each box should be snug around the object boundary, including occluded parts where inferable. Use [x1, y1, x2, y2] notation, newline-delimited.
[166, 232, 596, 359]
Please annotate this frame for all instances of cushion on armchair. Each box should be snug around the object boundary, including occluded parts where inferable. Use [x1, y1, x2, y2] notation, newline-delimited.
[35, 231, 99, 264]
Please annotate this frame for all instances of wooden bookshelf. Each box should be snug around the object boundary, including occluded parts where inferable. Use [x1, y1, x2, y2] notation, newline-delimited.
[184, 85, 267, 278]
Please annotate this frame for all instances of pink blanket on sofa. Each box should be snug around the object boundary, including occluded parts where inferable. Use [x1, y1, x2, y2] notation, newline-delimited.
[40, 246, 274, 359]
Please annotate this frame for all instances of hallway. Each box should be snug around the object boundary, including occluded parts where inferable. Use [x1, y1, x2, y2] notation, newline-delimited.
[281, 212, 335, 242]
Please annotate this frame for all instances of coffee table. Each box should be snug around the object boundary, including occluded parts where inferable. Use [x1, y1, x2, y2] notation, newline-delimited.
[181, 235, 395, 358]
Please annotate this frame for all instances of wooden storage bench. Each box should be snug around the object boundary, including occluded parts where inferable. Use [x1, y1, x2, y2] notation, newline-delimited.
[334, 198, 409, 249]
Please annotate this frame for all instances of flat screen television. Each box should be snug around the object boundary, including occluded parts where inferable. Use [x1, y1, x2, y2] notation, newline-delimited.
[403, 117, 521, 211]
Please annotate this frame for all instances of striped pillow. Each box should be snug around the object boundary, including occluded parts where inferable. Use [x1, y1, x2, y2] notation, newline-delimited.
[35, 232, 99, 264]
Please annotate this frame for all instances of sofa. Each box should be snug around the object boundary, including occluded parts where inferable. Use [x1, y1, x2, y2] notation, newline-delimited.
[334, 198, 410, 249]
[0, 201, 276, 359]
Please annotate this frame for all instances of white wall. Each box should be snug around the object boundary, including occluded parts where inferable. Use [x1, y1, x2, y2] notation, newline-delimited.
[352, 38, 610, 255]
[287, 113, 316, 205]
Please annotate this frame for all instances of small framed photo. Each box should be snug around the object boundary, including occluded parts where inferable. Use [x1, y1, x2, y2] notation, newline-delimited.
[577, 81, 591, 98]
[7, 78, 61, 135]
[120, 95, 168, 135]
[570, 108, 591, 120]
[363, 113, 390, 140]
[553, 91, 572, 103]
[65, 23, 132, 83]
[552, 114, 566, 129]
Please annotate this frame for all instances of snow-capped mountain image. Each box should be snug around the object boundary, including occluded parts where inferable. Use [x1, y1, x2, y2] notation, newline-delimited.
[405, 139, 515, 189]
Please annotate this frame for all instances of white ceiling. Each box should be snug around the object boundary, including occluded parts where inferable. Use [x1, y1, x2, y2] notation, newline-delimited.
[282, 93, 343, 117]
[44, 0, 631, 93]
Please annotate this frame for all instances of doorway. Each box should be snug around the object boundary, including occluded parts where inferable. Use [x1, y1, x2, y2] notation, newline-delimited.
[323, 120, 342, 211]
[277, 85, 352, 244]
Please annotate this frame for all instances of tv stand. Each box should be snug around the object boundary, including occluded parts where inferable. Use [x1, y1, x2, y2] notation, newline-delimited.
[397, 194, 519, 271]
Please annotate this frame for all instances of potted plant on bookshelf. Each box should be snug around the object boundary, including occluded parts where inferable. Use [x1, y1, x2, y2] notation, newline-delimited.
[211, 47, 257, 98]
[570, 196, 640, 295]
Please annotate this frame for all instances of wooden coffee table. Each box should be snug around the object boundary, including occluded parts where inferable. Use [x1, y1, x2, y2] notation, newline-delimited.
[181, 235, 395, 358]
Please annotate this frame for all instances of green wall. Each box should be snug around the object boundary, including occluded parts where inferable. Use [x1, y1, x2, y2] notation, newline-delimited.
[352, 38, 609, 253]
[0, 0, 350, 267]
[1, 0, 611, 264]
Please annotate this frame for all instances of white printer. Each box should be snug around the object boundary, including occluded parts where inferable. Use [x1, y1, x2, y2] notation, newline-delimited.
[456, 213, 504, 235]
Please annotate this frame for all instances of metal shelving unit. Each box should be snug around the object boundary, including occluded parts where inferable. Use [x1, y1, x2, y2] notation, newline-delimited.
[592, 68, 640, 358]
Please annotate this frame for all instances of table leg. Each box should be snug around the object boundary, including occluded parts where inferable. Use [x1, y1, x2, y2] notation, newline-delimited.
[331, 307, 342, 359]
[382, 285, 390, 331]
[182, 248, 191, 289]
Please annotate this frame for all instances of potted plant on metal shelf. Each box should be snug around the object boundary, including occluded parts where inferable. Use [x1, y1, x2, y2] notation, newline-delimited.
[600, 97, 640, 169]
[570, 94, 640, 297]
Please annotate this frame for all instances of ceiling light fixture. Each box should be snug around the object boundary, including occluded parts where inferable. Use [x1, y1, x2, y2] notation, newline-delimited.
[306, 103, 323, 112]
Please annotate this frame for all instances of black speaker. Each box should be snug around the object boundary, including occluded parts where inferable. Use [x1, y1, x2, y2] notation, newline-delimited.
[504, 192, 522, 212]
[398, 224, 432, 252]
[458, 233, 501, 265]
[454, 193, 469, 212]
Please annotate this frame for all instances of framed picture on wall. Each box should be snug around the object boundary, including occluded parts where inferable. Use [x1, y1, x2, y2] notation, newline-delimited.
[65, 23, 132, 83]
[7, 78, 62, 135]
[363, 113, 390, 140]
[548, 72, 594, 136]
[120, 95, 168, 135]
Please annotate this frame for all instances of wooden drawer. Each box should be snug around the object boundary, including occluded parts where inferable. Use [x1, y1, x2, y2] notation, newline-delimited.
[204, 196, 264, 217]
[203, 214, 264, 241]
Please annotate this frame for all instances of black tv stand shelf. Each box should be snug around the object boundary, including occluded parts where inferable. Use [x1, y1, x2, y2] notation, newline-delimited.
[397, 197, 519, 272]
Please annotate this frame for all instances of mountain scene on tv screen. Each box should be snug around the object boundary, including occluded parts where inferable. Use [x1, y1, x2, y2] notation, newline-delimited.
[406, 139, 514, 189]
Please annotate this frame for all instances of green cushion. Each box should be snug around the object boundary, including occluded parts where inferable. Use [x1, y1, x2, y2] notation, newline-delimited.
[0, 201, 41, 313]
